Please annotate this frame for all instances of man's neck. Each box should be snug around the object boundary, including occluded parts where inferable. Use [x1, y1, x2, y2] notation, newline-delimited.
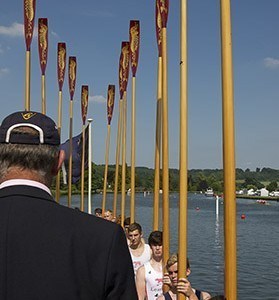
[151, 255, 162, 264]
[0, 168, 49, 187]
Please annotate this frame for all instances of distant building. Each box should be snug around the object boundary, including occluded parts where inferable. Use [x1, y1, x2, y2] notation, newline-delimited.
[260, 188, 269, 197]
[269, 191, 279, 197]
[247, 189, 255, 196]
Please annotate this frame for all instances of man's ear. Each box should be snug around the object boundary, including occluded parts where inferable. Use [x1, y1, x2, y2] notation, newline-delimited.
[186, 268, 191, 277]
[52, 150, 65, 175]
[57, 150, 65, 170]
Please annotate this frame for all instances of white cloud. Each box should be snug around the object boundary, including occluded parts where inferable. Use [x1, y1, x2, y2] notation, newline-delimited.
[263, 57, 279, 69]
[0, 68, 10, 78]
[51, 31, 59, 38]
[0, 22, 24, 37]
[89, 95, 106, 104]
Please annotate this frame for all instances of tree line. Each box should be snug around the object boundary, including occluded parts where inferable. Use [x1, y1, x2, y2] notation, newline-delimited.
[55, 165, 279, 194]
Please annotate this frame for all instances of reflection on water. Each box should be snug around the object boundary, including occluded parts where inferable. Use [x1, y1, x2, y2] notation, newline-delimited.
[60, 193, 279, 300]
[214, 215, 221, 249]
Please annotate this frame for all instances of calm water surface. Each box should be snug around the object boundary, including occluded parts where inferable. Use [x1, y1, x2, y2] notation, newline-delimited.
[61, 193, 279, 300]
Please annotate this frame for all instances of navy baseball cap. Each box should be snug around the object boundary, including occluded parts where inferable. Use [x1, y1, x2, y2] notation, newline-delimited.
[0, 111, 60, 145]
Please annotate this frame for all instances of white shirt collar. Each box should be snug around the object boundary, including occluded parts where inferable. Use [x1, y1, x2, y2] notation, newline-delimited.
[0, 179, 52, 195]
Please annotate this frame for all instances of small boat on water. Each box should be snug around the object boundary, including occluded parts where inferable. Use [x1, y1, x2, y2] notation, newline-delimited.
[205, 187, 214, 197]
[256, 199, 269, 205]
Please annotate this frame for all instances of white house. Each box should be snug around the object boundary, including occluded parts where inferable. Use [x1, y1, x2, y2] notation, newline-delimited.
[260, 188, 269, 197]
[247, 189, 255, 196]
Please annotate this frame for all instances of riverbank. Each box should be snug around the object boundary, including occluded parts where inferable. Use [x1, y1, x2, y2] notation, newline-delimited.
[236, 195, 279, 202]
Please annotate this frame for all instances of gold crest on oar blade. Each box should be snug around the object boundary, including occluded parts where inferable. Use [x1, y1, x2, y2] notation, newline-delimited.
[24, 0, 35, 39]
[130, 22, 139, 67]
[38, 19, 48, 67]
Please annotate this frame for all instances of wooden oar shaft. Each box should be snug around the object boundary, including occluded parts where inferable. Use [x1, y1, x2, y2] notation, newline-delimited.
[153, 56, 162, 231]
[178, 1, 188, 299]
[67, 100, 73, 207]
[130, 76, 136, 223]
[121, 92, 127, 227]
[55, 91, 63, 203]
[102, 125, 111, 215]
[25, 50, 31, 111]
[88, 119, 93, 214]
[162, 27, 170, 266]
[41, 74, 46, 114]
[113, 100, 123, 218]
[220, 1, 237, 299]
[80, 124, 86, 212]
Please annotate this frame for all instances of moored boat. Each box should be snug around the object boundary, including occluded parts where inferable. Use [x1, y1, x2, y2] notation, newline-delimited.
[205, 187, 214, 197]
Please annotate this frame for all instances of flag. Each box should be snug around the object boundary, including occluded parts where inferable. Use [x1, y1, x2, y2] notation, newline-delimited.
[60, 125, 89, 184]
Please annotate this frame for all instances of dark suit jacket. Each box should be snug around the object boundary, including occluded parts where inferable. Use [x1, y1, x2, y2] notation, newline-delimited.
[0, 185, 138, 300]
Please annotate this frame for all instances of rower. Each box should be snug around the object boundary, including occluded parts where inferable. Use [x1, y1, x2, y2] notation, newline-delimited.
[136, 231, 163, 299]
[157, 253, 211, 300]
[128, 222, 151, 275]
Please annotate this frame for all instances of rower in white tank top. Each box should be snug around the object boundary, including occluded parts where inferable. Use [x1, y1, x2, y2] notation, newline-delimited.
[130, 243, 151, 275]
[144, 261, 163, 299]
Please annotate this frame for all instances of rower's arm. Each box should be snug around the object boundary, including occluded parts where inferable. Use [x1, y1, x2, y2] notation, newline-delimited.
[201, 291, 211, 300]
[135, 265, 146, 300]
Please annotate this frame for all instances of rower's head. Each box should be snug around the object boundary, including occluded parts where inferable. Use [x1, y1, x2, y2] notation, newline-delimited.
[104, 209, 114, 221]
[94, 208, 102, 217]
[123, 217, 131, 235]
[166, 253, 191, 285]
[0, 111, 64, 187]
[128, 222, 143, 247]
[148, 231, 163, 259]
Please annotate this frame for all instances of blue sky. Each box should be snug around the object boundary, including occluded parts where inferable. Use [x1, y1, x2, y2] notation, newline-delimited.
[0, 0, 279, 171]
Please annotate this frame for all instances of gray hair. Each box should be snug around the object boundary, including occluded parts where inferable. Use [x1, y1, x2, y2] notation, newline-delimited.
[0, 143, 59, 186]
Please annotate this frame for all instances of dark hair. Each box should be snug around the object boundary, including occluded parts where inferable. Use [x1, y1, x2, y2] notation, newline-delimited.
[128, 222, 142, 233]
[210, 296, 226, 300]
[124, 217, 131, 227]
[148, 231, 162, 246]
[94, 208, 102, 214]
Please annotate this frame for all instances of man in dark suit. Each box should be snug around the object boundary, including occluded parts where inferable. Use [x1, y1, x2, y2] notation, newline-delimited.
[0, 111, 138, 300]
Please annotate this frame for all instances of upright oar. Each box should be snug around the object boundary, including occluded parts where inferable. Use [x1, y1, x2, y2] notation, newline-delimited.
[113, 51, 125, 219]
[87, 118, 93, 214]
[120, 42, 130, 227]
[68, 56, 77, 207]
[178, 1, 188, 299]
[55, 42, 67, 202]
[159, 0, 170, 276]
[23, 0, 36, 110]
[102, 85, 115, 215]
[80, 85, 89, 212]
[38, 18, 48, 115]
[153, 0, 163, 231]
[129, 20, 140, 223]
[220, 1, 237, 299]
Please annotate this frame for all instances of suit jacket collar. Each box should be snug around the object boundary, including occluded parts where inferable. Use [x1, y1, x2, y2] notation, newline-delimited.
[0, 185, 55, 203]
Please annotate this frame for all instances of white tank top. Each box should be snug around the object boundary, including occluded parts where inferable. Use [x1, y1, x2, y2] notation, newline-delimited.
[130, 244, 151, 275]
[144, 261, 163, 299]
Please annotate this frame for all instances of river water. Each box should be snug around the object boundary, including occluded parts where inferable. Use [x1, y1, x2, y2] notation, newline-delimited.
[60, 193, 279, 300]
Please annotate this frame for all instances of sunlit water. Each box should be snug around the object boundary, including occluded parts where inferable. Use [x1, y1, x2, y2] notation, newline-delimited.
[60, 193, 279, 300]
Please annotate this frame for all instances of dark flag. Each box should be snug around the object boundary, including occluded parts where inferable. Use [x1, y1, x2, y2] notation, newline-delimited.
[61, 125, 89, 184]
